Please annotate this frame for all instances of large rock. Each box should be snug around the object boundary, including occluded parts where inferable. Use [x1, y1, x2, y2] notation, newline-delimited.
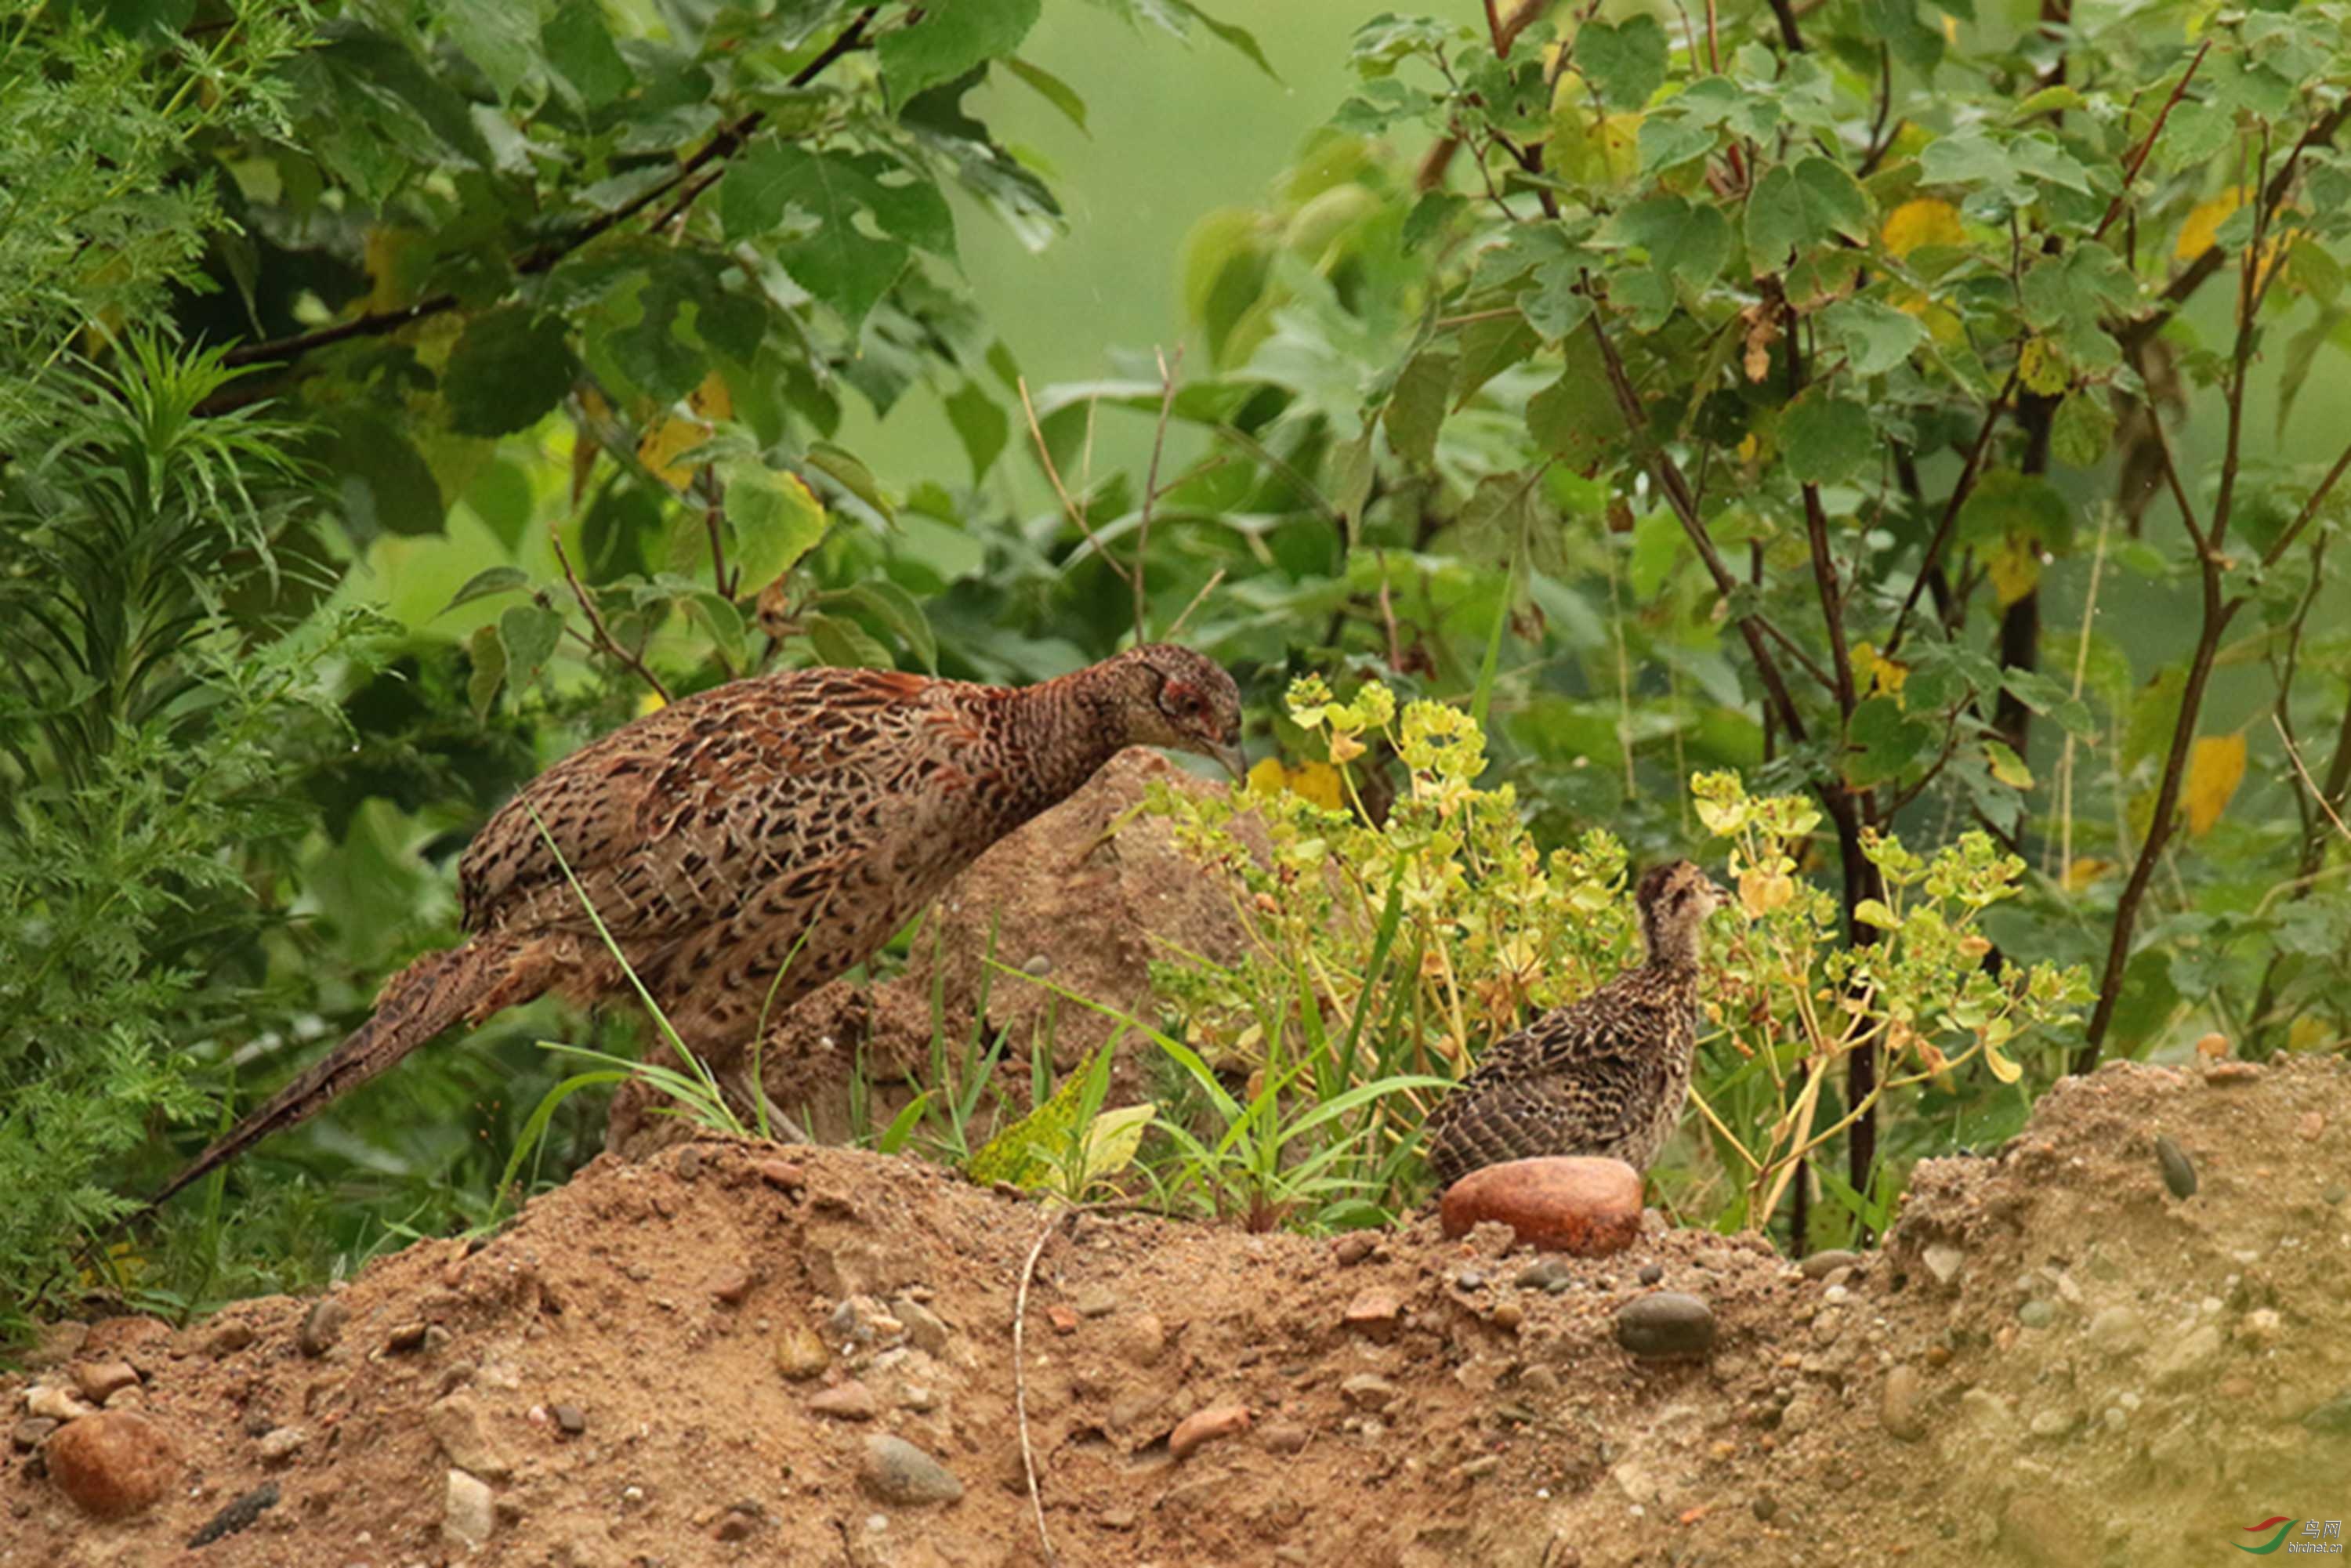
[43, 1410, 177, 1519]
[1440, 1157, 1643, 1256]
[610, 748, 1259, 1155]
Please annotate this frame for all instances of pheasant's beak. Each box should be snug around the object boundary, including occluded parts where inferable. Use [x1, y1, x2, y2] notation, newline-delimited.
[1213, 740, 1248, 782]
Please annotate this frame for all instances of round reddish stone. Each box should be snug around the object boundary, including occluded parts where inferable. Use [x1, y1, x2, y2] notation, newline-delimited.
[44, 1410, 177, 1519]
[1439, 1157, 1643, 1256]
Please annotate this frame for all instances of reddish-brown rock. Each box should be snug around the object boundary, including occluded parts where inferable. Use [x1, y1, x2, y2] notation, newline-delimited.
[1439, 1156, 1643, 1256]
[1168, 1404, 1250, 1460]
[43, 1410, 177, 1519]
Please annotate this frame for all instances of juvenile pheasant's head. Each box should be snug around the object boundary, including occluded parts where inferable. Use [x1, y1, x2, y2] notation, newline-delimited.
[1635, 860, 1727, 971]
[1099, 643, 1247, 778]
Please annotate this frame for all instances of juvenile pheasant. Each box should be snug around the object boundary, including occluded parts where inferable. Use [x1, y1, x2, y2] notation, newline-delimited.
[1423, 860, 1726, 1188]
[147, 644, 1244, 1208]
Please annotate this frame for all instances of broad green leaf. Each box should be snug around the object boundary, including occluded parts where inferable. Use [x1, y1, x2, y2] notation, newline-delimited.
[878, 0, 1043, 107]
[1382, 346, 1454, 467]
[442, 565, 530, 616]
[1527, 347, 1626, 472]
[806, 441, 895, 522]
[1744, 158, 1871, 267]
[831, 580, 939, 672]
[720, 458, 828, 591]
[1957, 469, 2070, 550]
[1919, 128, 2016, 189]
[806, 611, 895, 669]
[1578, 14, 1667, 111]
[1614, 195, 1733, 289]
[445, 5, 538, 102]
[444, 308, 576, 437]
[541, 0, 632, 110]
[721, 143, 912, 329]
[498, 602, 563, 683]
[1780, 396, 1875, 485]
[467, 622, 508, 719]
[1844, 694, 1932, 788]
[943, 380, 1009, 481]
[2049, 392, 2116, 469]
[1003, 55, 1088, 132]
[1823, 296, 1927, 377]
[1638, 114, 1717, 177]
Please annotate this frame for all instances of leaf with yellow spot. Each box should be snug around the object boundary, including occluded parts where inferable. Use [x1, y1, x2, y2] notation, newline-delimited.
[689, 369, 734, 422]
[1987, 534, 2042, 607]
[2183, 732, 2246, 835]
[2175, 191, 2241, 260]
[1853, 640, 1908, 704]
[1882, 197, 1963, 259]
[364, 226, 433, 313]
[2016, 335, 2069, 396]
[1327, 729, 1367, 766]
[2288, 1016, 2328, 1053]
[637, 415, 710, 489]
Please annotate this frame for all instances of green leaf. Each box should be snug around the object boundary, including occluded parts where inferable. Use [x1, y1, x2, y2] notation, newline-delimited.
[1957, 469, 2071, 550]
[1382, 347, 1454, 467]
[1853, 897, 1898, 929]
[1158, 0, 1278, 81]
[878, 0, 1043, 107]
[541, 0, 633, 110]
[1918, 128, 2017, 189]
[721, 143, 913, 330]
[498, 602, 563, 684]
[720, 458, 828, 590]
[806, 442, 895, 522]
[690, 590, 747, 668]
[1002, 55, 1087, 132]
[467, 621, 508, 719]
[944, 380, 1010, 482]
[1844, 694, 1932, 788]
[322, 412, 445, 538]
[1451, 299, 1538, 407]
[1745, 157, 1871, 266]
[806, 611, 895, 669]
[1527, 345, 1626, 472]
[444, 308, 578, 437]
[1614, 195, 1733, 290]
[830, 579, 939, 672]
[441, 565, 531, 616]
[1638, 114, 1717, 177]
[1823, 296, 1927, 378]
[1780, 396, 1875, 485]
[2049, 392, 2116, 469]
[445, 5, 539, 102]
[1578, 14, 1667, 111]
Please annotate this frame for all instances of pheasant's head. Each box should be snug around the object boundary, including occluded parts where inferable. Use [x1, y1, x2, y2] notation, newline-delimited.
[1635, 860, 1728, 970]
[1103, 643, 1247, 778]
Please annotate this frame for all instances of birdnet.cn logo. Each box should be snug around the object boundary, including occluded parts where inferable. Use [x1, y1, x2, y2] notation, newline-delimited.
[2236, 1518, 2345, 1555]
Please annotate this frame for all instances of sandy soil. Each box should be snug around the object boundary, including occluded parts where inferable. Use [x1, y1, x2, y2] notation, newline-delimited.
[8, 1054, 2349, 1568]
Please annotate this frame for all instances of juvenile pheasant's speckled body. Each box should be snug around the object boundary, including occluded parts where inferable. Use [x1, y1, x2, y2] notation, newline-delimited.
[148, 645, 1244, 1208]
[1424, 861, 1725, 1188]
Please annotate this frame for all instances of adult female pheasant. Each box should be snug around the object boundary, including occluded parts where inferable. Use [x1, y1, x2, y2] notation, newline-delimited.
[1423, 860, 1726, 1188]
[147, 644, 1244, 1208]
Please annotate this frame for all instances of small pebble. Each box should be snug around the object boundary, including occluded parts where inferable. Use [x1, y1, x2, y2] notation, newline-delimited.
[44, 1410, 176, 1519]
[1800, 1249, 1860, 1280]
[1516, 1259, 1574, 1293]
[859, 1436, 962, 1505]
[1333, 1233, 1375, 1266]
[775, 1325, 831, 1382]
[2018, 1300, 2055, 1330]
[1170, 1405, 1252, 1459]
[1614, 1293, 1715, 1359]
[552, 1404, 587, 1437]
[442, 1469, 494, 1548]
[1637, 1264, 1664, 1286]
[299, 1298, 349, 1358]
[2155, 1135, 2197, 1199]
[186, 1479, 280, 1548]
[810, 1381, 878, 1421]
[256, 1426, 306, 1466]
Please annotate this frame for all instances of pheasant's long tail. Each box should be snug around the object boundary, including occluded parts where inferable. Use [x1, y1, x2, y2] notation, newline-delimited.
[143, 938, 520, 1214]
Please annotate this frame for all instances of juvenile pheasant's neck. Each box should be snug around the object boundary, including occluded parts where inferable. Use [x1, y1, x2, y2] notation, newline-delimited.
[998, 668, 1128, 824]
[1639, 911, 1704, 979]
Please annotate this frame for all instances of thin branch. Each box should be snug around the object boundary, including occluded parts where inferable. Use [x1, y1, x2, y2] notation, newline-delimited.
[2261, 436, 2351, 570]
[2276, 715, 2351, 848]
[1764, 0, 1806, 52]
[551, 523, 673, 704]
[1884, 371, 2020, 657]
[1136, 346, 1183, 646]
[1163, 567, 1226, 643]
[212, 8, 878, 376]
[2093, 40, 2212, 241]
[1016, 377, 1136, 596]
[1014, 1208, 1064, 1566]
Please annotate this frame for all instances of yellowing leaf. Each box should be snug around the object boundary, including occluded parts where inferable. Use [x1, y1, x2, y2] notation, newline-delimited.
[1246, 756, 1288, 797]
[1984, 741, 2033, 789]
[1982, 1036, 2022, 1084]
[1327, 730, 1367, 766]
[1853, 897, 1898, 929]
[2017, 335, 2069, 396]
[2062, 856, 2110, 893]
[637, 415, 709, 489]
[2175, 191, 2241, 260]
[2183, 732, 2246, 835]
[1078, 1104, 1156, 1190]
[1739, 867, 1793, 916]
[636, 689, 667, 716]
[1853, 640, 1908, 704]
[1882, 197, 1963, 259]
[689, 368, 734, 422]
[1987, 534, 2043, 607]
[2288, 1015, 2327, 1053]
[1288, 760, 1344, 810]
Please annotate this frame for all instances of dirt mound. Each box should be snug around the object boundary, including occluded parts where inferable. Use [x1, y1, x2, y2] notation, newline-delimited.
[608, 748, 1262, 1157]
[7, 1057, 2349, 1566]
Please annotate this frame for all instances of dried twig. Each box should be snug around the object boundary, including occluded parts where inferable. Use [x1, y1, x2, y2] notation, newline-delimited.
[2277, 714, 2351, 848]
[551, 523, 672, 704]
[2094, 40, 2212, 241]
[1012, 1207, 1065, 1566]
[1163, 567, 1226, 643]
[1136, 346, 1184, 645]
[1016, 377, 1138, 601]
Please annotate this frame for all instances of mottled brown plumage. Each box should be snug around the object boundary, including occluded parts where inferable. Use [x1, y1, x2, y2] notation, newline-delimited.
[148, 645, 1244, 1208]
[1423, 861, 1726, 1189]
